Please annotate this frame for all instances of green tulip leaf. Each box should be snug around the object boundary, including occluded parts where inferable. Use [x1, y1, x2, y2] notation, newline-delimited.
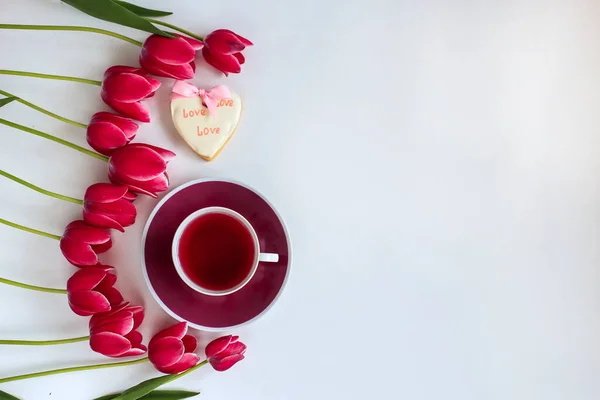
[93, 390, 199, 400]
[111, 374, 188, 400]
[0, 390, 20, 400]
[61, 0, 176, 38]
[91, 395, 117, 400]
[140, 391, 200, 400]
[111, 1, 173, 17]
[0, 97, 17, 108]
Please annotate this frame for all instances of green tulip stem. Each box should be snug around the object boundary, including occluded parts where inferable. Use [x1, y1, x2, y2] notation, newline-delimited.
[0, 118, 108, 162]
[0, 70, 101, 86]
[112, 360, 209, 399]
[0, 24, 142, 46]
[144, 18, 204, 41]
[0, 277, 67, 294]
[0, 170, 84, 205]
[0, 336, 88, 346]
[0, 218, 61, 241]
[0, 89, 87, 128]
[0, 357, 150, 384]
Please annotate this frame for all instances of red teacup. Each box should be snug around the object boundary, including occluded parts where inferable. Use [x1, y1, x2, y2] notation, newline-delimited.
[172, 206, 279, 296]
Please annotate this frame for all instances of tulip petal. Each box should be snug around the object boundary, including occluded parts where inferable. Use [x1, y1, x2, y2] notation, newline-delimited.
[102, 73, 154, 102]
[129, 144, 176, 163]
[85, 183, 129, 203]
[107, 165, 169, 198]
[85, 199, 136, 228]
[68, 291, 111, 316]
[151, 322, 188, 343]
[91, 113, 139, 137]
[210, 353, 245, 372]
[102, 95, 151, 123]
[126, 331, 144, 348]
[182, 335, 197, 353]
[221, 341, 247, 357]
[112, 199, 137, 224]
[91, 112, 139, 139]
[92, 239, 113, 254]
[60, 237, 98, 266]
[83, 205, 136, 232]
[96, 264, 115, 271]
[207, 30, 252, 46]
[64, 221, 111, 245]
[140, 51, 195, 79]
[205, 335, 233, 358]
[122, 176, 167, 196]
[88, 302, 127, 329]
[109, 172, 158, 198]
[100, 270, 117, 286]
[110, 145, 167, 180]
[103, 287, 124, 306]
[129, 306, 145, 329]
[120, 346, 147, 357]
[83, 211, 123, 232]
[160, 353, 200, 374]
[233, 52, 245, 65]
[90, 332, 132, 357]
[93, 273, 122, 305]
[123, 191, 137, 201]
[103, 301, 130, 314]
[205, 30, 246, 55]
[105, 65, 142, 77]
[84, 208, 120, 228]
[149, 337, 185, 367]
[90, 310, 134, 336]
[125, 185, 158, 198]
[178, 35, 204, 50]
[146, 76, 162, 93]
[220, 29, 253, 46]
[87, 122, 129, 155]
[67, 268, 107, 292]
[202, 48, 241, 74]
[143, 35, 196, 64]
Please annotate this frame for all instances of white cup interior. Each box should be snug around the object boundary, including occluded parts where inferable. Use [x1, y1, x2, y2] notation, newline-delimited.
[172, 207, 271, 296]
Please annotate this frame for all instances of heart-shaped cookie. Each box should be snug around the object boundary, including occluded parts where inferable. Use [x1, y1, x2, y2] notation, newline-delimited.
[170, 89, 242, 161]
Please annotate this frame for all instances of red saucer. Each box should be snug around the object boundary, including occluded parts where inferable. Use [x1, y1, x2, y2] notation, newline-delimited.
[142, 178, 291, 331]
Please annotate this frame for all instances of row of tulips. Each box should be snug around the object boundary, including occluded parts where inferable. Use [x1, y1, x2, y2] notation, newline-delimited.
[0, 17, 250, 395]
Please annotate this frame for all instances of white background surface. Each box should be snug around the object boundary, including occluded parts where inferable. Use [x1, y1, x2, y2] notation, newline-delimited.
[1, 0, 600, 399]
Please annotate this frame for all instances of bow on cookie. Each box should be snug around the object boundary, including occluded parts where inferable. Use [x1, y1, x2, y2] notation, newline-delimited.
[171, 81, 231, 115]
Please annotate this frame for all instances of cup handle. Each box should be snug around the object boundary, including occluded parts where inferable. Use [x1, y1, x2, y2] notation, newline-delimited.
[259, 253, 279, 263]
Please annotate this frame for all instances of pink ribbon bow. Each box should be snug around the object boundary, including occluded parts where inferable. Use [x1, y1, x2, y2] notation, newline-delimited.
[171, 81, 231, 115]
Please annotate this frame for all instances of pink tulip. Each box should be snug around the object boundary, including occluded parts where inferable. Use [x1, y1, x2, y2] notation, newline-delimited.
[67, 266, 123, 316]
[86, 112, 139, 156]
[148, 322, 199, 374]
[89, 302, 146, 358]
[140, 34, 203, 80]
[108, 143, 176, 198]
[205, 335, 247, 371]
[60, 221, 112, 267]
[101, 66, 161, 123]
[83, 183, 137, 232]
[202, 29, 253, 76]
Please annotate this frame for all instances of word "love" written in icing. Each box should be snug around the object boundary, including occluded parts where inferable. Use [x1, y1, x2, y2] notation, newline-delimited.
[181, 99, 235, 119]
[197, 126, 221, 136]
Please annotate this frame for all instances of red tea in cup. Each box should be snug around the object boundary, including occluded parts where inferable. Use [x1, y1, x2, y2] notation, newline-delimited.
[173, 207, 280, 296]
[178, 212, 256, 291]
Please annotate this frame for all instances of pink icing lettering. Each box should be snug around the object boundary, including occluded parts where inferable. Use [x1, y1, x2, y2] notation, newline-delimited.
[217, 99, 234, 107]
[182, 108, 208, 118]
[197, 126, 222, 136]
